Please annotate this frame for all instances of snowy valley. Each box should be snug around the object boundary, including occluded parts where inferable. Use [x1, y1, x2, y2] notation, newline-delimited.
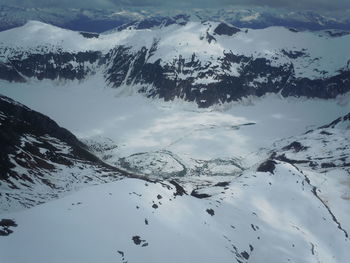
[0, 19, 350, 263]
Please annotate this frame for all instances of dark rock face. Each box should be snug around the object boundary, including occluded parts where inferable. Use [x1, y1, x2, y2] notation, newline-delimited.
[240, 251, 250, 260]
[206, 208, 215, 216]
[191, 190, 211, 199]
[257, 160, 277, 174]
[132, 235, 148, 246]
[215, 181, 230, 187]
[0, 95, 114, 190]
[321, 112, 350, 129]
[0, 62, 26, 82]
[1, 35, 350, 107]
[79, 32, 99, 39]
[132, 236, 142, 245]
[321, 162, 336, 168]
[281, 70, 350, 99]
[214, 23, 241, 36]
[282, 141, 308, 152]
[105, 48, 292, 106]
[169, 180, 187, 196]
[102, 48, 350, 107]
[0, 50, 102, 82]
[0, 218, 17, 236]
[281, 49, 307, 59]
[275, 154, 309, 164]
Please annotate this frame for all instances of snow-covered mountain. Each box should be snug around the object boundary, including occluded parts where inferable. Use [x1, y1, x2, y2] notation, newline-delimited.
[0, 95, 128, 212]
[1, 15, 350, 263]
[0, 20, 350, 107]
[1, 163, 350, 263]
[0, 94, 349, 262]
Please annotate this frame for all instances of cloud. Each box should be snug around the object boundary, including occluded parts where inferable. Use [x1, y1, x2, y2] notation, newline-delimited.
[241, 0, 350, 11]
[122, 0, 350, 11]
[0, 0, 115, 9]
[116, 0, 350, 11]
[1, 0, 350, 12]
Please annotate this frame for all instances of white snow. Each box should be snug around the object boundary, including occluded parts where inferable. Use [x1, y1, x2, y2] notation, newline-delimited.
[1, 162, 349, 263]
[1, 21, 350, 263]
[0, 77, 349, 171]
[1, 20, 349, 80]
[272, 121, 350, 232]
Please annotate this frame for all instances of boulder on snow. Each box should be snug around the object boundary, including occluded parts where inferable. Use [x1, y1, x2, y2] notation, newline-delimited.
[257, 160, 277, 174]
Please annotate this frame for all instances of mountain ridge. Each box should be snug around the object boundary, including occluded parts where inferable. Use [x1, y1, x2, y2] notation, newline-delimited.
[1, 21, 350, 107]
[0, 94, 126, 212]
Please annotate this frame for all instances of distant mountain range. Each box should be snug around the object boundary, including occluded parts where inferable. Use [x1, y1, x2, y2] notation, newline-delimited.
[1, 5, 350, 33]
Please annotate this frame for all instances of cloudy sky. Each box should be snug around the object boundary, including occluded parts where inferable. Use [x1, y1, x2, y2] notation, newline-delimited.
[1, 0, 350, 12]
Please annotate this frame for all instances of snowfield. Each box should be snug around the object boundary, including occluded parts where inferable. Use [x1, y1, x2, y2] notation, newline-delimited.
[1, 162, 350, 263]
[1, 77, 349, 173]
[1, 74, 350, 263]
[1, 20, 350, 263]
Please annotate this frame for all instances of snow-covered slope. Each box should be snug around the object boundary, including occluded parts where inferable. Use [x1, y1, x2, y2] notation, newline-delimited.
[1, 17, 350, 263]
[0, 95, 125, 212]
[269, 112, 350, 232]
[0, 155, 349, 262]
[1, 79, 348, 181]
[0, 21, 350, 106]
[0, 64, 349, 263]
